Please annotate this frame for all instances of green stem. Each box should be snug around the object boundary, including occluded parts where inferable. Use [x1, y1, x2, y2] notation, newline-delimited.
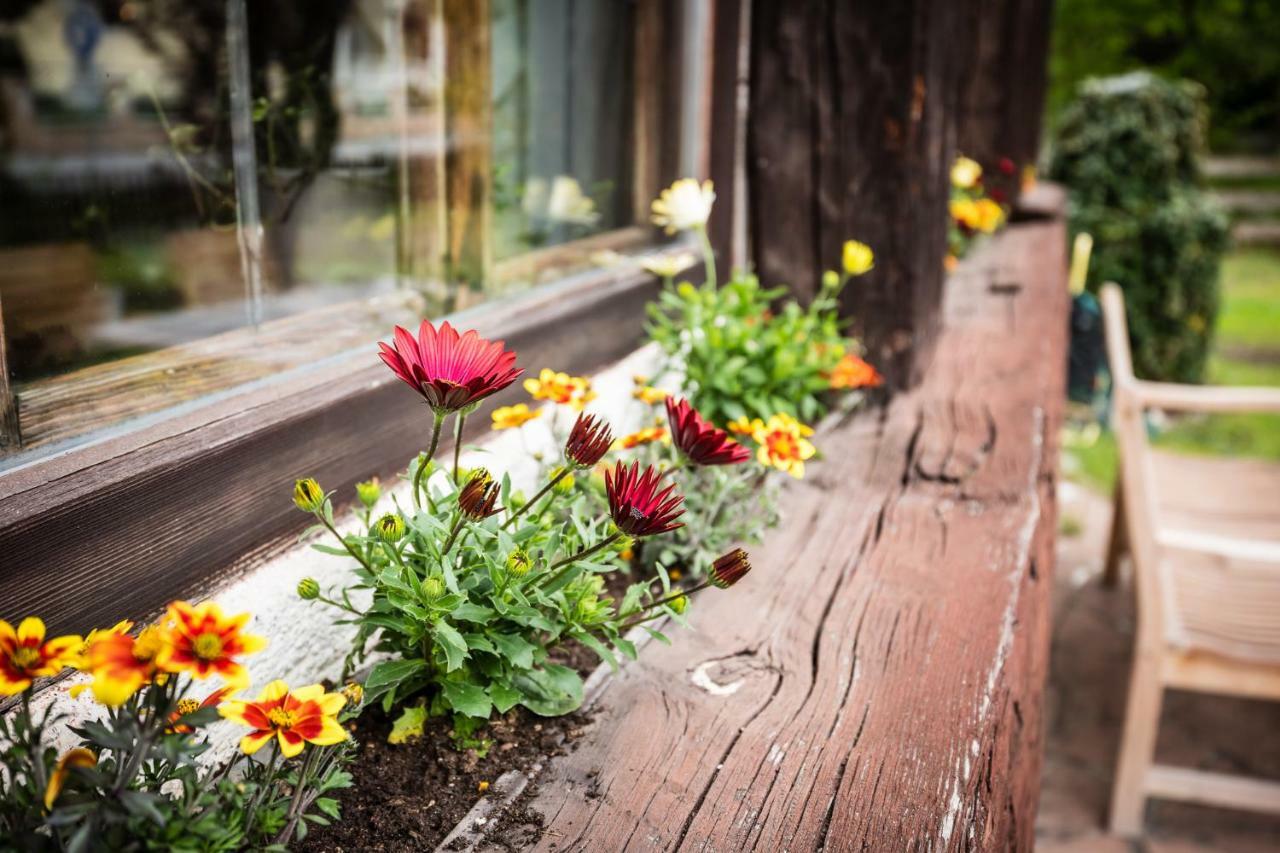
[274, 747, 320, 846]
[441, 516, 464, 555]
[452, 413, 467, 484]
[619, 582, 709, 625]
[244, 746, 279, 833]
[696, 225, 717, 291]
[413, 412, 446, 511]
[316, 593, 363, 615]
[503, 467, 570, 529]
[541, 532, 621, 590]
[319, 517, 374, 575]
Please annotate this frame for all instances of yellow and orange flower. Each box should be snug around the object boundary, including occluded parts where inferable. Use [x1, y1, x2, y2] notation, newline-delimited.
[944, 253, 959, 272]
[167, 686, 236, 734]
[726, 416, 764, 436]
[974, 198, 1004, 234]
[0, 618, 81, 696]
[950, 197, 981, 230]
[524, 368, 595, 411]
[827, 354, 883, 390]
[82, 623, 170, 706]
[752, 413, 817, 479]
[72, 620, 134, 670]
[613, 426, 670, 449]
[158, 601, 265, 688]
[632, 385, 668, 405]
[43, 748, 96, 810]
[842, 240, 875, 276]
[219, 680, 347, 758]
[491, 403, 540, 430]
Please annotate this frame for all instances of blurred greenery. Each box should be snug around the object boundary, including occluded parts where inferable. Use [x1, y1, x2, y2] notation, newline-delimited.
[1048, 0, 1280, 152]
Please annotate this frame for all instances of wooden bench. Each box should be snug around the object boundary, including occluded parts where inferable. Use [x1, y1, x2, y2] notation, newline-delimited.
[495, 207, 1067, 850]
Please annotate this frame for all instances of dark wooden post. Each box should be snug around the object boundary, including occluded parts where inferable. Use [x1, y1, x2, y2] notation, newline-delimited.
[958, 0, 1055, 208]
[746, 0, 978, 389]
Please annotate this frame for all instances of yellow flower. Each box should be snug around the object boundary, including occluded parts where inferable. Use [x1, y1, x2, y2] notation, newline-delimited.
[524, 369, 595, 410]
[491, 403, 541, 430]
[632, 385, 668, 405]
[752, 414, 817, 479]
[950, 197, 981, 230]
[43, 748, 96, 811]
[650, 178, 715, 233]
[0, 618, 81, 696]
[974, 198, 1004, 234]
[842, 240, 875, 276]
[613, 426, 670, 449]
[951, 156, 982, 189]
[83, 623, 170, 707]
[158, 601, 266, 688]
[72, 620, 133, 671]
[640, 252, 697, 279]
[219, 680, 347, 758]
[727, 416, 764, 436]
[944, 253, 959, 272]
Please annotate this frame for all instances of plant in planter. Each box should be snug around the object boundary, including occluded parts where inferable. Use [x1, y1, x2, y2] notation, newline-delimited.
[947, 154, 1008, 269]
[0, 605, 356, 850]
[297, 320, 754, 741]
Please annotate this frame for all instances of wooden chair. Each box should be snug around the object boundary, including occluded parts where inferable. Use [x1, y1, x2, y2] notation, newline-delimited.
[1100, 282, 1280, 835]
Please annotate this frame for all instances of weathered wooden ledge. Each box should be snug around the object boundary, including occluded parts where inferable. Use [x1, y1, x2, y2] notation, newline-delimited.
[490, 199, 1067, 851]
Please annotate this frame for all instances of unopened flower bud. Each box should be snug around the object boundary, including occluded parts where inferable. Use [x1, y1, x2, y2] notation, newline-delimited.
[356, 478, 381, 508]
[551, 467, 576, 494]
[565, 413, 613, 468]
[293, 478, 324, 513]
[341, 682, 364, 706]
[422, 576, 446, 601]
[458, 470, 501, 520]
[822, 269, 840, 289]
[709, 548, 752, 589]
[669, 594, 689, 615]
[374, 513, 406, 542]
[506, 548, 532, 577]
[297, 577, 321, 600]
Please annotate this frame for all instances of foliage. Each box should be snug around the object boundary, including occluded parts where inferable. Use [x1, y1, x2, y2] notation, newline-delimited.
[0, 611, 354, 851]
[1050, 72, 1230, 383]
[1047, 0, 1280, 152]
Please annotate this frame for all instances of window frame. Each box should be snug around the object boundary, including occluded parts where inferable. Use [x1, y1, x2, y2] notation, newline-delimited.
[0, 0, 742, 638]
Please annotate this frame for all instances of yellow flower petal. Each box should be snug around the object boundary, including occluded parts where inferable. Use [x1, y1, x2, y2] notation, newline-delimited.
[277, 730, 307, 758]
[308, 715, 349, 746]
[240, 730, 273, 755]
[17, 617, 45, 645]
[258, 679, 290, 702]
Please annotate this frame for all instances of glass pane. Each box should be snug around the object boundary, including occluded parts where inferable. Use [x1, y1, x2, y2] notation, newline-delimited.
[0, 0, 665, 457]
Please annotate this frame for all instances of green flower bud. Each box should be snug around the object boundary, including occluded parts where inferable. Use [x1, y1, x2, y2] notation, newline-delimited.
[506, 548, 532, 577]
[297, 577, 321, 600]
[373, 513, 406, 543]
[422, 576, 446, 601]
[669, 594, 689, 615]
[551, 466, 576, 494]
[341, 682, 364, 706]
[822, 269, 840, 289]
[356, 478, 381, 508]
[677, 281, 698, 300]
[293, 478, 324, 513]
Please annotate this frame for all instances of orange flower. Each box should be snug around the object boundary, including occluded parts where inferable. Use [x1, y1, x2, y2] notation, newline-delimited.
[219, 680, 347, 758]
[43, 748, 96, 810]
[167, 686, 236, 734]
[72, 620, 133, 670]
[524, 368, 595, 410]
[828, 354, 883, 390]
[613, 426, 670, 449]
[752, 414, 817, 479]
[944, 253, 959, 272]
[158, 601, 265, 688]
[83, 624, 170, 706]
[0, 618, 81, 696]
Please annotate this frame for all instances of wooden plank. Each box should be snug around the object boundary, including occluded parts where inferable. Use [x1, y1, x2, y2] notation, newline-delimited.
[0, 294, 19, 449]
[520, 213, 1066, 850]
[746, 0, 981, 389]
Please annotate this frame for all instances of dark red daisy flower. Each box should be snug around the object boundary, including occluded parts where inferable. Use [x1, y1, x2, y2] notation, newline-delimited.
[604, 460, 685, 537]
[378, 321, 523, 413]
[565, 413, 613, 468]
[458, 470, 501, 520]
[710, 548, 752, 589]
[665, 397, 751, 466]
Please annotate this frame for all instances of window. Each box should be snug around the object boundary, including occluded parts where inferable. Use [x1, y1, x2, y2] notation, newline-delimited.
[0, 0, 685, 460]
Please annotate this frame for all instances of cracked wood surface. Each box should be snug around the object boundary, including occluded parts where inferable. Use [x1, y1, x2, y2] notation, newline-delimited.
[520, 212, 1067, 852]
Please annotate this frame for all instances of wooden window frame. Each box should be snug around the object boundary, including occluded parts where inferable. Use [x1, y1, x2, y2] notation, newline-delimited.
[0, 0, 741, 637]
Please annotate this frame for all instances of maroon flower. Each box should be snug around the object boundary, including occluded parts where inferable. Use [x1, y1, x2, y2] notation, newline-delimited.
[458, 470, 500, 520]
[665, 398, 751, 466]
[604, 461, 685, 537]
[710, 548, 752, 588]
[998, 156, 1016, 176]
[378, 321, 523, 413]
[565, 413, 614, 468]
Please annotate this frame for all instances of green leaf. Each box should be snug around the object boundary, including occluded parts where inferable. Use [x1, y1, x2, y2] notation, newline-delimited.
[489, 632, 535, 669]
[575, 631, 618, 672]
[513, 664, 583, 716]
[488, 682, 522, 714]
[364, 659, 427, 701]
[433, 621, 470, 672]
[441, 681, 492, 718]
[388, 705, 428, 744]
[462, 633, 496, 654]
[451, 602, 496, 622]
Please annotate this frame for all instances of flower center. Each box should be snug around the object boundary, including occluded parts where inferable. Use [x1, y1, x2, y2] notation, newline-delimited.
[174, 698, 200, 716]
[192, 632, 224, 661]
[10, 646, 40, 670]
[767, 433, 796, 460]
[267, 707, 295, 729]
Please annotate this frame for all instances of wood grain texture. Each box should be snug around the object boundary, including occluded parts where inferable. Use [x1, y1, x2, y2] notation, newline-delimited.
[747, 0, 980, 389]
[519, 212, 1067, 851]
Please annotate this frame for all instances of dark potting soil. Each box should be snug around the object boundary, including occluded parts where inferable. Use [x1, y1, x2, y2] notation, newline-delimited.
[296, 641, 602, 853]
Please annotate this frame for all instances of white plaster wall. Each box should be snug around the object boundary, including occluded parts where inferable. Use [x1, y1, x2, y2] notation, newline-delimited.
[19, 344, 676, 766]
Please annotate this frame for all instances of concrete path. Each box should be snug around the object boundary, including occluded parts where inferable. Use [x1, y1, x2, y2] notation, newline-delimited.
[1036, 478, 1280, 852]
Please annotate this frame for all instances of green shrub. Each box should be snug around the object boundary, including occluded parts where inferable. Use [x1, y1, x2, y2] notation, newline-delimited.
[1050, 71, 1229, 383]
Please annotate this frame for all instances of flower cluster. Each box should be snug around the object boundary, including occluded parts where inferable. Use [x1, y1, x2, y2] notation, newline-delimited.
[948, 154, 1010, 265]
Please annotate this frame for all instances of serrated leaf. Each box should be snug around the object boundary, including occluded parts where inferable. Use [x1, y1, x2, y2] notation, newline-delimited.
[388, 705, 427, 744]
[433, 622, 469, 672]
[441, 681, 492, 718]
[488, 682, 522, 714]
[489, 632, 535, 669]
[364, 659, 426, 700]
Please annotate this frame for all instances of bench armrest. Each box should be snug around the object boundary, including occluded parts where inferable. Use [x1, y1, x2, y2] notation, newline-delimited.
[1134, 380, 1280, 415]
